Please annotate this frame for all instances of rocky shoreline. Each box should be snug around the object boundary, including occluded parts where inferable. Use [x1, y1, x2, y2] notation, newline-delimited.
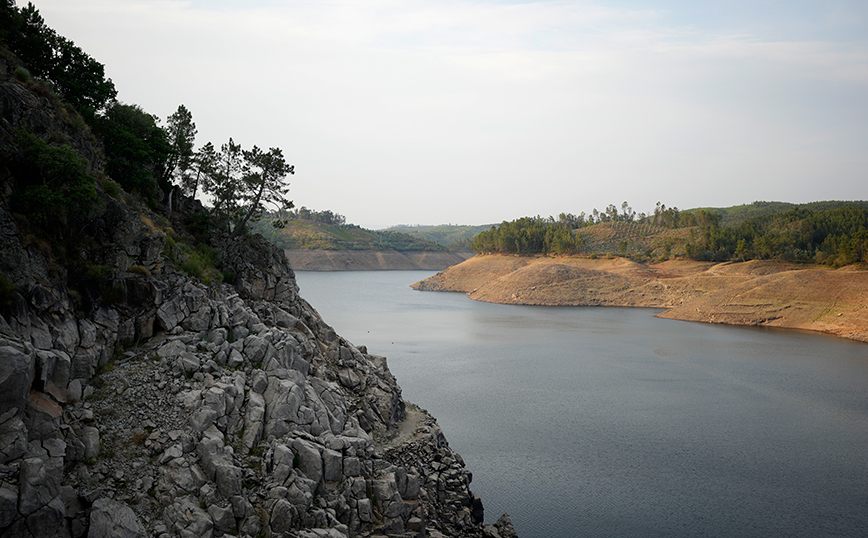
[412, 255, 868, 343]
[0, 228, 517, 538]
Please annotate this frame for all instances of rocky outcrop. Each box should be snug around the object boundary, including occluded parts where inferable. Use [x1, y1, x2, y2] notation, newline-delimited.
[0, 47, 516, 538]
[0, 238, 516, 537]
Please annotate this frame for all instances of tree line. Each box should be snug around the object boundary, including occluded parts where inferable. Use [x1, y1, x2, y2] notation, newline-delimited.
[470, 201, 868, 267]
[685, 206, 868, 266]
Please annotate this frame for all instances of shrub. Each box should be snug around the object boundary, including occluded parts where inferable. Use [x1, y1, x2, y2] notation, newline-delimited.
[127, 265, 150, 277]
[11, 131, 98, 232]
[13, 66, 30, 83]
[181, 259, 202, 279]
[0, 275, 18, 309]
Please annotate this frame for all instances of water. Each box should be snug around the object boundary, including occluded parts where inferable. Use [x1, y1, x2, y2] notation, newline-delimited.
[294, 270, 868, 538]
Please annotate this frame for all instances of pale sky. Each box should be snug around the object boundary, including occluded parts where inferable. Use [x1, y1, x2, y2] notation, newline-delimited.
[32, 0, 868, 229]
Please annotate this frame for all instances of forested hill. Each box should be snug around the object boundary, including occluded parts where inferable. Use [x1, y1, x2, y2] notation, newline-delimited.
[385, 224, 492, 251]
[250, 207, 448, 252]
[689, 200, 868, 226]
[471, 201, 868, 267]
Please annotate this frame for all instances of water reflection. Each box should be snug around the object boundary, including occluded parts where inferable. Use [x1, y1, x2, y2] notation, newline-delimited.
[296, 270, 868, 538]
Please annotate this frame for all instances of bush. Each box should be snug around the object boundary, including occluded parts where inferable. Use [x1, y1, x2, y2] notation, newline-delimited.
[11, 131, 97, 232]
[127, 265, 149, 277]
[13, 66, 30, 83]
[181, 259, 203, 279]
[0, 275, 18, 309]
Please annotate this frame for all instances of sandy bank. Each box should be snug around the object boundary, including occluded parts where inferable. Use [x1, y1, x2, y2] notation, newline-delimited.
[412, 255, 868, 343]
[286, 249, 472, 271]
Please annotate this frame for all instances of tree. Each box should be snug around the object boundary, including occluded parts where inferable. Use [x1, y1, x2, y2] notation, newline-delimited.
[203, 138, 244, 232]
[202, 140, 294, 241]
[164, 105, 197, 192]
[92, 102, 170, 198]
[230, 145, 294, 240]
[2, 2, 116, 114]
[187, 141, 218, 199]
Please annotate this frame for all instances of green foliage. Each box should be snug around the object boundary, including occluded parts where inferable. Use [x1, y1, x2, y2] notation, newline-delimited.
[11, 130, 97, 232]
[251, 214, 447, 252]
[91, 102, 170, 198]
[1, 2, 116, 113]
[0, 274, 18, 310]
[13, 65, 30, 82]
[683, 205, 868, 265]
[385, 224, 491, 249]
[164, 104, 198, 191]
[471, 216, 582, 255]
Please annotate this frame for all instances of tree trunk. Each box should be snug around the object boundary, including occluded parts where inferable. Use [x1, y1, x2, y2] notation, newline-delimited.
[229, 181, 265, 242]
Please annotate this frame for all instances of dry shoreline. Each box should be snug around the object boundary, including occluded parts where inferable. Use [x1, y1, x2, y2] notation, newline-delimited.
[411, 255, 868, 344]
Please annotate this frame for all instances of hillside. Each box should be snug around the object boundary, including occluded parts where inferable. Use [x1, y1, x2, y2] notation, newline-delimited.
[412, 255, 868, 343]
[385, 224, 492, 250]
[285, 249, 473, 271]
[252, 216, 448, 252]
[688, 200, 868, 226]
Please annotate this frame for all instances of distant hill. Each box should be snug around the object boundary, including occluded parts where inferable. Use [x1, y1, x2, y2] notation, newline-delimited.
[688, 201, 868, 226]
[385, 224, 492, 251]
[251, 208, 446, 252]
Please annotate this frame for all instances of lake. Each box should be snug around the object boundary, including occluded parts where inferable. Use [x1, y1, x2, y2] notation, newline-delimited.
[295, 270, 868, 538]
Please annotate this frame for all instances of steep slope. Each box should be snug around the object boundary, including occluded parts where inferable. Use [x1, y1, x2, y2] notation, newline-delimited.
[0, 50, 515, 538]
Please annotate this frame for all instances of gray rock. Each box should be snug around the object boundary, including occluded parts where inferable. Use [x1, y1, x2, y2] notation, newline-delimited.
[89, 497, 147, 538]
[0, 483, 18, 528]
[157, 339, 186, 360]
[322, 448, 342, 482]
[163, 495, 213, 538]
[270, 498, 298, 534]
[82, 426, 100, 460]
[292, 438, 323, 485]
[207, 503, 235, 534]
[0, 345, 34, 415]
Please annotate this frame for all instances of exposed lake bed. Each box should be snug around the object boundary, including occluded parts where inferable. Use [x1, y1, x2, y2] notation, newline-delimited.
[297, 270, 868, 538]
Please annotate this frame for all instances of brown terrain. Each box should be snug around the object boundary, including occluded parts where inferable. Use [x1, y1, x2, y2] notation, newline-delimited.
[285, 249, 472, 271]
[412, 254, 868, 343]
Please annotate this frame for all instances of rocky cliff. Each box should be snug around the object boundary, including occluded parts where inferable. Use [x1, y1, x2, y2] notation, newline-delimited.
[0, 51, 515, 538]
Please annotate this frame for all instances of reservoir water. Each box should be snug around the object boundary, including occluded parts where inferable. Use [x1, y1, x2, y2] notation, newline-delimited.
[294, 270, 868, 538]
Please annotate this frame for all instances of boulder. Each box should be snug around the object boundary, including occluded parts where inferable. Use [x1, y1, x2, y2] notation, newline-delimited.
[89, 497, 148, 538]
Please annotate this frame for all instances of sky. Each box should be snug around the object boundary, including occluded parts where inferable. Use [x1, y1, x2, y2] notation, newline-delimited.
[31, 0, 868, 229]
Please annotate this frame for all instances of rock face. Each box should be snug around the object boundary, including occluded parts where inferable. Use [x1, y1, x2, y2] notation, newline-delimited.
[0, 53, 516, 538]
[0, 236, 515, 537]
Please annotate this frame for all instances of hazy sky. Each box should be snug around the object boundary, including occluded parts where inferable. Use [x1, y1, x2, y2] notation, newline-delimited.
[32, 0, 868, 229]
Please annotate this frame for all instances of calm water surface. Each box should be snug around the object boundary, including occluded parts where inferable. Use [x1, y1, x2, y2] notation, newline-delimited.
[295, 270, 868, 538]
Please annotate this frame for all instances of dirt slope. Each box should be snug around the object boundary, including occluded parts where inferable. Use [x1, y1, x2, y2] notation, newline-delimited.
[285, 249, 472, 271]
[412, 255, 868, 343]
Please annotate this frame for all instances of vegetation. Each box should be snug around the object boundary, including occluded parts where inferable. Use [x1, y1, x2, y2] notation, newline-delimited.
[1, 1, 117, 114]
[10, 130, 98, 233]
[250, 207, 446, 252]
[385, 224, 492, 251]
[470, 201, 868, 267]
